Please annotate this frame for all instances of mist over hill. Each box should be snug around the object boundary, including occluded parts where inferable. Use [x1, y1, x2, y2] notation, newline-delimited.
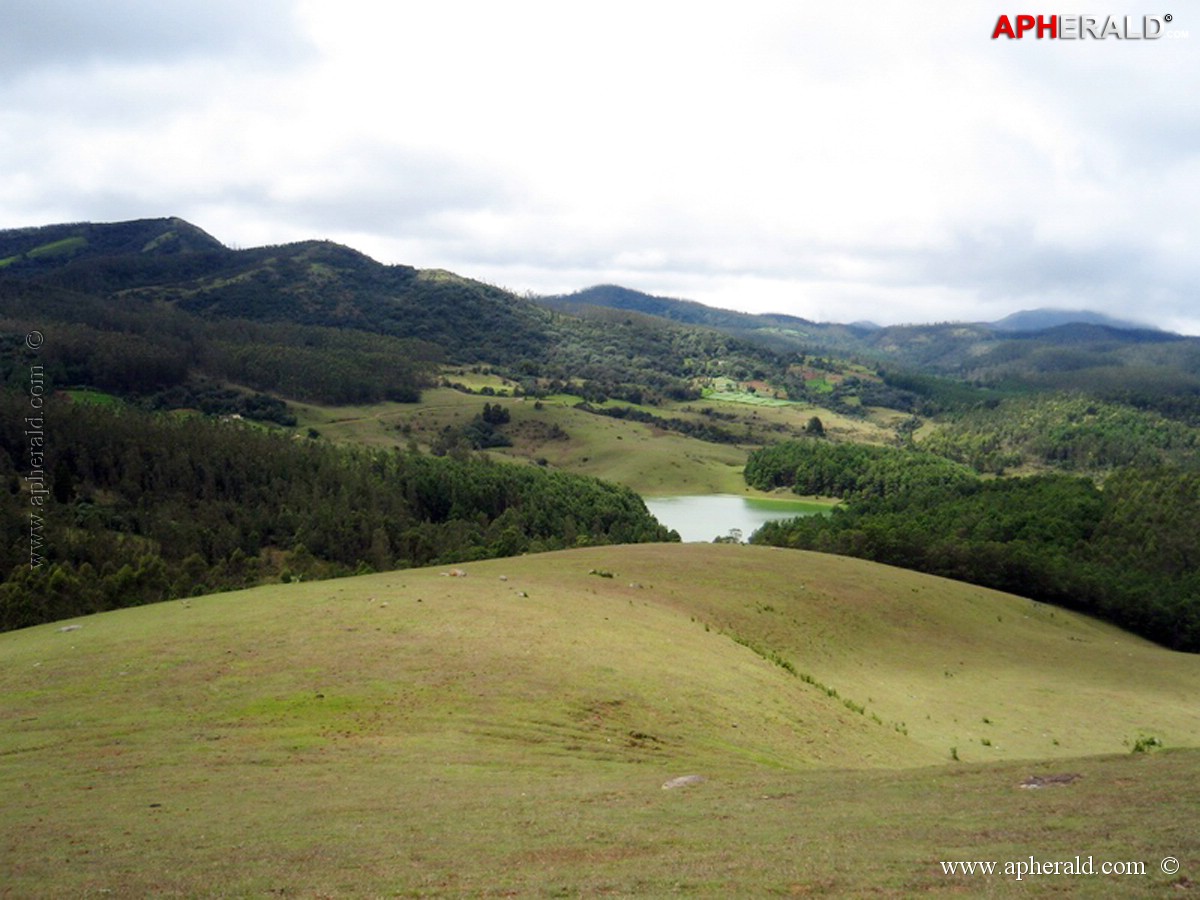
[990, 308, 1162, 333]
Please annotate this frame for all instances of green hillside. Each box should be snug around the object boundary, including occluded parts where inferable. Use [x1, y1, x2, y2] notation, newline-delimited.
[2, 544, 1197, 896]
[5, 219, 1200, 420]
[4, 216, 1200, 656]
[541, 283, 873, 353]
[0, 218, 807, 410]
[0, 217, 225, 267]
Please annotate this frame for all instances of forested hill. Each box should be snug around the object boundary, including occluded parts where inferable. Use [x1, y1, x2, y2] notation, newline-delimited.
[6, 218, 1199, 419]
[0, 392, 674, 631]
[548, 284, 1193, 363]
[0, 217, 804, 410]
[0, 217, 550, 364]
[746, 440, 1200, 651]
[541, 284, 873, 353]
[0, 217, 226, 262]
[547, 286, 1200, 420]
[3, 218, 717, 631]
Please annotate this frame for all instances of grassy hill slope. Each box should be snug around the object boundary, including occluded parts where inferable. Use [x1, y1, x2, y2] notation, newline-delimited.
[3, 544, 1198, 895]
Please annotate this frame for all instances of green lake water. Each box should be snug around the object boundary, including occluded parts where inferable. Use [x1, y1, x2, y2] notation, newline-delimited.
[643, 494, 829, 543]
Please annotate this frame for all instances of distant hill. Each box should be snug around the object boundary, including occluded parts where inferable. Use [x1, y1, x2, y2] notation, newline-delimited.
[0, 218, 784, 408]
[990, 307, 1160, 333]
[546, 285, 1194, 369]
[544, 285, 1200, 419]
[540, 284, 873, 354]
[0, 217, 551, 365]
[0, 216, 225, 267]
[544, 284, 815, 332]
[4, 217, 1200, 424]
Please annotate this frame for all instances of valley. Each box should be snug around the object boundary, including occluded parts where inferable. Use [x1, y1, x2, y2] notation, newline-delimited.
[288, 370, 903, 497]
[2, 217, 1199, 895]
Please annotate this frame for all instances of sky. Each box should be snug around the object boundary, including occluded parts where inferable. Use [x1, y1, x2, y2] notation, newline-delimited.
[2, 2, 1198, 332]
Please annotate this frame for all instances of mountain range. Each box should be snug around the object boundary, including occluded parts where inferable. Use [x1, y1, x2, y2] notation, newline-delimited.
[546, 284, 1169, 338]
[0, 217, 1175, 337]
[3, 216, 1199, 417]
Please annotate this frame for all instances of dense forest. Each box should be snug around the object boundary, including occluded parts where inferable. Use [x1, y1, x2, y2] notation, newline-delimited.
[0, 392, 674, 631]
[747, 439, 1200, 651]
[921, 393, 1200, 474]
[744, 438, 976, 498]
[0, 282, 442, 409]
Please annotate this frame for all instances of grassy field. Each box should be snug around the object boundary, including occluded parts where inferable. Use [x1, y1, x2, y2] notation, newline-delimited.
[2, 543, 1197, 896]
[26, 235, 88, 259]
[701, 389, 796, 407]
[291, 389, 753, 495]
[290, 381, 902, 496]
[64, 388, 124, 407]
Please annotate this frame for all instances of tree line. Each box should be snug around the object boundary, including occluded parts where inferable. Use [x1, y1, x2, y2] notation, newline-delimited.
[746, 439, 1200, 651]
[743, 438, 976, 498]
[0, 283, 441, 408]
[921, 393, 1200, 474]
[0, 392, 675, 631]
[573, 402, 743, 444]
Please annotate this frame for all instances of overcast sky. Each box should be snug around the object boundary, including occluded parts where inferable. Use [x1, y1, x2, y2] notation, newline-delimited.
[3, 2, 1197, 332]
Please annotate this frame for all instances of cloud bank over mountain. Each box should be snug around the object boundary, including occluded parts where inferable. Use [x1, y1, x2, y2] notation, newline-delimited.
[3, 2, 1197, 333]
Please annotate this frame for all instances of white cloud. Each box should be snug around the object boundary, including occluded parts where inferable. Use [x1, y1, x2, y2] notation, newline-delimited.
[0, 0, 309, 76]
[1, 0, 1197, 333]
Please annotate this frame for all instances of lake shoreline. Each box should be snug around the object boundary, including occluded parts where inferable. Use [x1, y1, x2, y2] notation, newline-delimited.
[643, 493, 832, 543]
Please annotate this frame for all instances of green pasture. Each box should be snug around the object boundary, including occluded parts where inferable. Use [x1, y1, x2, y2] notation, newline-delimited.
[291, 388, 754, 495]
[26, 236, 87, 259]
[64, 388, 123, 407]
[2, 544, 1197, 896]
[289, 383, 903, 497]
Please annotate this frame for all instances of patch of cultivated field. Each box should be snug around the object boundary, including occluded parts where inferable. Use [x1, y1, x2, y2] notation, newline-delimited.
[2, 544, 1197, 896]
[702, 389, 796, 407]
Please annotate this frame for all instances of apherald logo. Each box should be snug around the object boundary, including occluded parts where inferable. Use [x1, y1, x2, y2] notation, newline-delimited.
[991, 14, 1173, 38]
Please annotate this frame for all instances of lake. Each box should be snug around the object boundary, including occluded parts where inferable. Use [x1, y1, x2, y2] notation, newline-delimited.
[643, 494, 830, 543]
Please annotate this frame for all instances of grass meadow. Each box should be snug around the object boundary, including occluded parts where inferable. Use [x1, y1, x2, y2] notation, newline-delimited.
[2, 544, 1197, 896]
[290, 379, 903, 497]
